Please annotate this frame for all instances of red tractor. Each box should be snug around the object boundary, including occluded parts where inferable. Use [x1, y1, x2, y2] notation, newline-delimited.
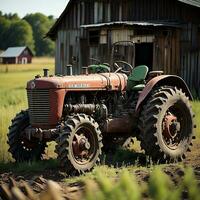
[8, 46, 195, 174]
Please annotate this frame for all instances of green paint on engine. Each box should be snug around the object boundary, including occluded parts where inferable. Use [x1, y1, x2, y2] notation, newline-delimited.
[88, 64, 110, 73]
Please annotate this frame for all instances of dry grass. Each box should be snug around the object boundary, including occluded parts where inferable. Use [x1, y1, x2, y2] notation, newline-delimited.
[0, 57, 54, 73]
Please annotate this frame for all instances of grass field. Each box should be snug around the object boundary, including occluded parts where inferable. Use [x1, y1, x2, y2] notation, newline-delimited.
[0, 58, 200, 163]
[0, 57, 55, 162]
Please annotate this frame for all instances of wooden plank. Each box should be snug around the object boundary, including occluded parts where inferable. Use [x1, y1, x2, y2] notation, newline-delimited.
[77, 3, 80, 27]
[171, 32, 176, 74]
[187, 52, 191, 88]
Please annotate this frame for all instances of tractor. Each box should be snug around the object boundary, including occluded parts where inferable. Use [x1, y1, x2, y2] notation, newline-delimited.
[8, 42, 195, 174]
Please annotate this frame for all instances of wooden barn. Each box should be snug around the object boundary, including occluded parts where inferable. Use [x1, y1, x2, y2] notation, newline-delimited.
[47, 0, 200, 96]
[0, 46, 33, 64]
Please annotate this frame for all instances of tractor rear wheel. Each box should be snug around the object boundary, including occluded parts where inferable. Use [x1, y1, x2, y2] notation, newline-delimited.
[8, 110, 46, 162]
[55, 114, 103, 174]
[138, 86, 195, 163]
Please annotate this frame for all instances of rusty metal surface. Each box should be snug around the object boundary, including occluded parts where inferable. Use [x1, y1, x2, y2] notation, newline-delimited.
[27, 72, 127, 128]
[27, 73, 128, 91]
[29, 89, 65, 128]
[135, 75, 193, 113]
[103, 116, 133, 136]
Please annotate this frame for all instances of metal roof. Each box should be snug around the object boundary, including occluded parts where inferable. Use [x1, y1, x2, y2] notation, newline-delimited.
[178, 0, 200, 8]
[81, 21, 183, 28]
[0, 46, 27, 58]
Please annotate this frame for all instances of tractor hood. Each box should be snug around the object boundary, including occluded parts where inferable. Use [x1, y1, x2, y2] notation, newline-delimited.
[27, 73, 128, 91]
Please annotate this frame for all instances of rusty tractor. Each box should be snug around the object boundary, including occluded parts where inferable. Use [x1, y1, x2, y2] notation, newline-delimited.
[8, 45, 195, 174]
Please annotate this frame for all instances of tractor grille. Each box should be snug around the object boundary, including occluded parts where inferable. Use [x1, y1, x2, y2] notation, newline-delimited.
[27, 89, 50, 124]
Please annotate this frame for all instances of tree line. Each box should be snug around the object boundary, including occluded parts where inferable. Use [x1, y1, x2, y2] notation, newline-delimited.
[0, 11, 55, 56]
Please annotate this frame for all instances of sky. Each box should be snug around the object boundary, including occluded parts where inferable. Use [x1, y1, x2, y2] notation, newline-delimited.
[0, 0, 69, 18]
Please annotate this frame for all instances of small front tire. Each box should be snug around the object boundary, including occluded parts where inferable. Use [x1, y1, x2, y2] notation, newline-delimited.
[55, 114, 103, 174]
[8, 110, 46, 162]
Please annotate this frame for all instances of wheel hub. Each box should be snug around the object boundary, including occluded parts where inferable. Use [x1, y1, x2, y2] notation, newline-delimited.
[72, 134, 91, 157]
[163, 112, 180, 139]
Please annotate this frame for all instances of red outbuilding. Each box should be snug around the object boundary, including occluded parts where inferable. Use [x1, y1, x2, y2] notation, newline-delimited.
[0, 46, 33, 64]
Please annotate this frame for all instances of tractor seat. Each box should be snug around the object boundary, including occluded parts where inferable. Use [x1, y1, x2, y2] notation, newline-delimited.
[127, 65, 149, 90]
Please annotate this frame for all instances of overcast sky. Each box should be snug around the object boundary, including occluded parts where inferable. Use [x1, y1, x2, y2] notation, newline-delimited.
[0, 0, 69, 18]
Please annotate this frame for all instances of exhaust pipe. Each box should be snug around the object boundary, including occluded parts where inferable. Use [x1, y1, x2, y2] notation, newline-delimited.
[66, 64, 73, 75]
[43, 68, 49, 77]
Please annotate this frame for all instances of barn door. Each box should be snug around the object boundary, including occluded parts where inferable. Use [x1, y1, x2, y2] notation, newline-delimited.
[135, 43, 153, 71]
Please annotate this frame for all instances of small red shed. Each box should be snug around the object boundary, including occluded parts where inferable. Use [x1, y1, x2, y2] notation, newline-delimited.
[0, 46, 33, 64]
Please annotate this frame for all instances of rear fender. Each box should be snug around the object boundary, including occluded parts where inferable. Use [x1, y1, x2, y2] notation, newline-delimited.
[135, 75, 193, 113]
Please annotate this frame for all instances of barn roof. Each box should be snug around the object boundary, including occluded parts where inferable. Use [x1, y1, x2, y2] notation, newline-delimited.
[178, 0, 200, 8]
[47, 0, 200, 39]
[81, 21, 183, 28]
[0, 46, 30, 58]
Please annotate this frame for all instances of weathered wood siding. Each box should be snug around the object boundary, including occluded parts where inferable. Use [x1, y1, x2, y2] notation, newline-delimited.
[53, 0, 200, 95]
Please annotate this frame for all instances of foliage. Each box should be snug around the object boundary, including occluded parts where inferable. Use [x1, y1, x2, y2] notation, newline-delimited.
[0, 15, 12, 50]
[83, 167, 200, 200]
[24, 13, 55, 56]
[6, 20, 35, 54]
[0, 11, 55, 56]
[148, 168, 181, 200]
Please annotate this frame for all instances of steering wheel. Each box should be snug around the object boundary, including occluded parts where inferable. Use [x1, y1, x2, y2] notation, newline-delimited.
[90, 58, 101, 64]
[114, 61, 133, 74]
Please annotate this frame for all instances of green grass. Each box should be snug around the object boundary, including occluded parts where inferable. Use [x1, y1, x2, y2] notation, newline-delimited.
[192, 101, 200, 137]
[0, 57, 54, 162]
[83, 166, 200, 200]
[0, 159, 58, 173]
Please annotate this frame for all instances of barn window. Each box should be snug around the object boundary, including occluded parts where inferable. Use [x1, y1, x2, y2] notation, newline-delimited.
[89, 30, 100, 46]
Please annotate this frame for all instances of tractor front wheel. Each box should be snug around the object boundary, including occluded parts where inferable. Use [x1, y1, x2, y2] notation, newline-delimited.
[8, 110, 46, 162]
[55, 114, 103, 174]
[138, 86, 195, 163]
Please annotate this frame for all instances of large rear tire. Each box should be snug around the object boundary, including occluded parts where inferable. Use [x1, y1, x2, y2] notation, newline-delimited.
[8, 110, 46, 162]
[55, 114, 103, 174]
[138, 86, 195, 163]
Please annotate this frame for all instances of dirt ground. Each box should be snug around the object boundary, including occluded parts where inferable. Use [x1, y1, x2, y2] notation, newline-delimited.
[0, 139, 200, 199]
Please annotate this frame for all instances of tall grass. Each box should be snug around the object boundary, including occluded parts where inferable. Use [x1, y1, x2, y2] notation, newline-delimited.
[192, 101, 200, 138]
[84, 167, 200, 200]
[0, 58, 54, 162]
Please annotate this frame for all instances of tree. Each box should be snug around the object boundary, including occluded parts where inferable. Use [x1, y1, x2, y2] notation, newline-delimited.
[6, 20, 35, 54]
[24, 13, 55, 56]
[0, 16, 11, 50]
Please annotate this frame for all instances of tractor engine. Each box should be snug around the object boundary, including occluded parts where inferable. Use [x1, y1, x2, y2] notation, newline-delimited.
[26, 72, 135, 138]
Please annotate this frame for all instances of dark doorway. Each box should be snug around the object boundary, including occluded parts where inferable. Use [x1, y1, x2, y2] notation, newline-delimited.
[135, 43, 153, 71]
